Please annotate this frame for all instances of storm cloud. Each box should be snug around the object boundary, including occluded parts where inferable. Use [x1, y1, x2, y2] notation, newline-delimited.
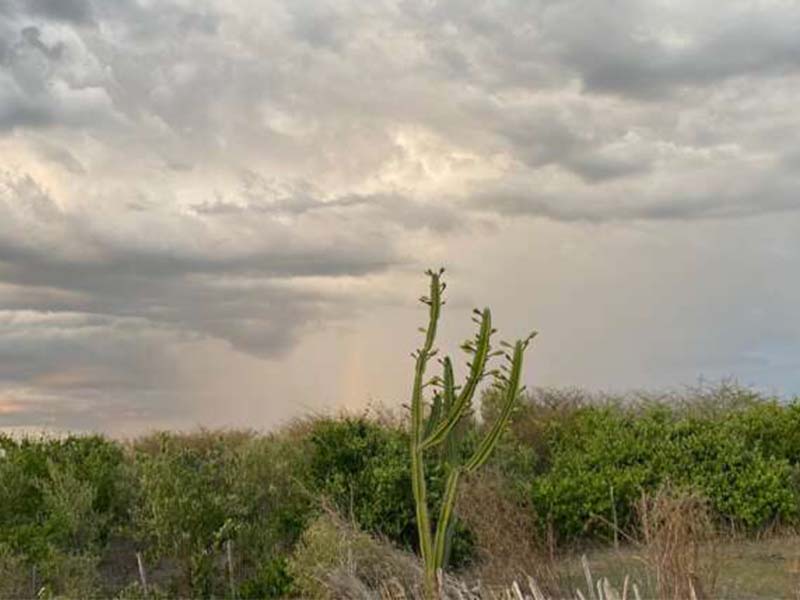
[2, 0, 800, 432]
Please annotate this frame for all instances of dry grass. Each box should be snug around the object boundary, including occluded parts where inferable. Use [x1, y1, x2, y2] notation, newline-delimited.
[636, 485, 718, 599]
[288, 510, 424, 599]
[458, 470, 557, 591]
[129, 428, 258, 455]
[326, 559, 637, 600]
[288, 505, 642, 600]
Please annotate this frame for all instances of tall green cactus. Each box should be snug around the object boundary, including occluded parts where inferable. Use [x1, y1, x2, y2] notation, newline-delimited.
[410, 269, 535, 597]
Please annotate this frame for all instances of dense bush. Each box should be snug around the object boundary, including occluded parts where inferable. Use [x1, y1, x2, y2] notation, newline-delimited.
[307, 418, 415, 546]
[1, 384, 800, 597]
[132, 430, 311, 597]
[133, 433, 239, 595]
[0, 434, 132, 597]
[501, 389, 800, 543]
[0, 435, 131, 558]
[306, 417, 476, 567]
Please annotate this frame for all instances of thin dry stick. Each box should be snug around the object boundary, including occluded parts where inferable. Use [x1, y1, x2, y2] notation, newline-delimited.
[610, 485, 619, 550]
[582, 555, 598, 600]
[511, 580, 525, 600]
[603, 577, 623, 600]
[527, 576, 547, 600]
[226, 539, 236, 599]
[136, 551, 149, 598]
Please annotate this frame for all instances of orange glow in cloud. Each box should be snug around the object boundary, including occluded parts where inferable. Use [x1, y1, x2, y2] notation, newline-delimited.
[0, 395, 24, 415]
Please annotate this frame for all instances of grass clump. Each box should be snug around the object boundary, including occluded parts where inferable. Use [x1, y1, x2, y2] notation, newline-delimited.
[288, 511, 422, 599]
[636, 485, 718, 600]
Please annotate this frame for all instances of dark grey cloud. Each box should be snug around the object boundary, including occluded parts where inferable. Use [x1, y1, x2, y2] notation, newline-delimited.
[406, 1, 800, 100]
[0, 310, 185, 429]
[0, 170, 398, 356]
[484, 105, 654, 183]
[20, 25, 64, 58]
[3, 0, 796, 186]
[0, 313, 179, 391]
[3, 0, 800, 430]
[553, 8, 800, 98]
[193, 171, 464, 232]
[0, 15, 117, 132]
[469, 167, 800, 224]
[26, 0, 93, 24]
[0, 164, 405, 428]
[0, 101, 53, 130]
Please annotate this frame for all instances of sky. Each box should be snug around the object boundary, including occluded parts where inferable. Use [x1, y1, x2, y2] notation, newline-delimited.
[2, 0, 800, 434]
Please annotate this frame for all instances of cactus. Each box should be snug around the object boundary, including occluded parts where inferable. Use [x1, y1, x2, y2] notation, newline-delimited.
[410, 268, 536, 597]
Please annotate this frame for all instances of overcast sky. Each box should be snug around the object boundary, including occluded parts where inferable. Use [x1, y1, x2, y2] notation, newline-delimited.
[2, 0, 800, 434]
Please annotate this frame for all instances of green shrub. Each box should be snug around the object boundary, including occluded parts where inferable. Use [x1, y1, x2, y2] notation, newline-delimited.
[307, 418, 415, 546]
[232, 432, 313, 553]
[38, 459, 100, 550]
[722, 401, 800, 462]
[113, 581, 171, 600]
[230, 433, 312, 598]
[132, 433, 241, 596]
[527, 400, 800, 543]
[37, 548, 101, 599]
[238, 556, 293, 600]
[133, 430, 314, 596]
[3, 385, 800, 594]
[0, 543, 29, 599]
[0, 434, 131, 561]
[305, 417, 476, 567]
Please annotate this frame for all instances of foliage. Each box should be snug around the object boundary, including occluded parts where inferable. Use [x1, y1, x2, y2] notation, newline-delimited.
[308, 418, 415, 546]
[0, 543, 29, 599]
[524, 395, 800, 543]
[132, 433, 237, 595]
[132, 430, 312, 597]
[0, 434, 130, 558]
[234, 432, 312, 551]
[113, 582, 172, 600]
[232, 432, 312, 598]
[306, 416, 477, 568]
[0, 382, 799, 596]
[237, 556, 293, 600]
[37, 549, 101, 599]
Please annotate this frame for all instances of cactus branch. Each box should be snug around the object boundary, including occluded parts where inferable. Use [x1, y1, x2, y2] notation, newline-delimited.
[433, 467, 461, 570]
[423, 393, 444, 440]
[421, 311, 492, 451]
[409, 269, 534, 598]
[465, 339, 526, 473]
[412, 273, 442, 444]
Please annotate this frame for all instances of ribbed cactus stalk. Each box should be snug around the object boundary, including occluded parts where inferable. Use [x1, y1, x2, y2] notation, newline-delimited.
[410, 269, 535, 597]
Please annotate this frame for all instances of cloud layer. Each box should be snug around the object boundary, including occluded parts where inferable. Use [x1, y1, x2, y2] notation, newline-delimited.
[2, 0, 800, 431]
